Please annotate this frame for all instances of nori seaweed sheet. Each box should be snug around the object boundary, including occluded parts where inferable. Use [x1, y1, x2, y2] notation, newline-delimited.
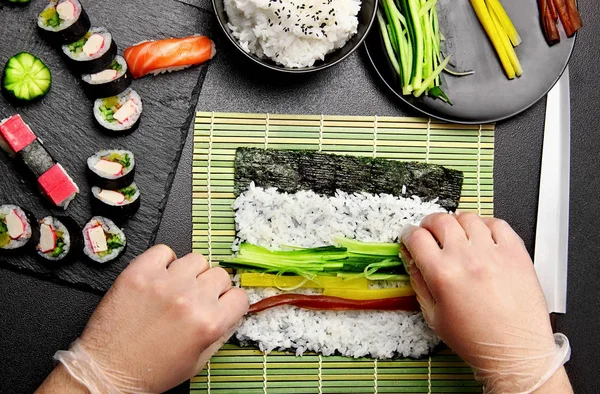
[234, 148, 464, 211]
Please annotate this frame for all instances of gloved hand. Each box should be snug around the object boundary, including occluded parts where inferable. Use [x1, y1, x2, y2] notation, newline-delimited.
[56, 245, 249, 394]
[401, 212, 572, 394]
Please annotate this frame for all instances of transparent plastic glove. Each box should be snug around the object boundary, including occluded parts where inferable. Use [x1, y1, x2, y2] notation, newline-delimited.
[401, 212, 572, 394]
[56, 245, 249, 394]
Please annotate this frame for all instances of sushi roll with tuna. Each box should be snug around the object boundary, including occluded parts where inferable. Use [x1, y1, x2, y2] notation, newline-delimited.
[83, 216, 126, 264]
[87, 149, 135, 189]
[93, 88, 142, 134]
[91, 183, 140, 220]
[36, 216, 82, 263]
[62, 27, 117, 74]
[81, 56, 132, 99]
[37, 0, 91, 46]
[0, 205, 38, 253]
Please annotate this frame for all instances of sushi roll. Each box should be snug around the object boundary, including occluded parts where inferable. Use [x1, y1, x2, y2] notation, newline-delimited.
[0, 205, 38, 253]
[16, 139, 56, 179]
[38, 163, 80, 209]
[83, 216, 126, 264]
[91, 183, 141, 220]
[87, 149, 135, 189]
[62, 27, 118, 74]
[81, 56, 132, 99]
[37, 0, 91, 46]
[36, 216, 82, 263]
[93, 88, 142, 134]
[0, 114, 36, 157]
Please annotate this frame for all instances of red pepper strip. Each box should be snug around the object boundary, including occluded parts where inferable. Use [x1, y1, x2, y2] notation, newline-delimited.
[547, 0, 558, 22]
[539, 0, 560, 45]
[248, 294, 420, 314]
[564, 0, 583, 36]
[553, 0, 580, 37]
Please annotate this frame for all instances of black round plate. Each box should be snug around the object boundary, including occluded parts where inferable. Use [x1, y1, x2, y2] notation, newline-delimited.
[364, 0, 575, 124]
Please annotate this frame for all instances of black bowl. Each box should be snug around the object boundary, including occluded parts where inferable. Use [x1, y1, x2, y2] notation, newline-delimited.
[212, 0, 378, 73]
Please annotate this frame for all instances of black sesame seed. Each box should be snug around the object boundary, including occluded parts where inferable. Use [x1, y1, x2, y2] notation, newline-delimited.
[334, 21, 337, 25]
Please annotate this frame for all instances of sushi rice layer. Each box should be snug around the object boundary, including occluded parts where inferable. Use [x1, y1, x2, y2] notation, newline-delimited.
[37, 0, 83, 32]
[232, 184, 446, 359]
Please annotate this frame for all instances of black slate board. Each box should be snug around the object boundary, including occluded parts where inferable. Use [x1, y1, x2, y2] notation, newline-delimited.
[0, 0, 213, 293]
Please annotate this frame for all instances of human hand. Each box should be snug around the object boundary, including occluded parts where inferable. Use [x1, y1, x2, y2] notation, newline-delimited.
[76, 245, 248, 393]
[401, 212, 571, 393]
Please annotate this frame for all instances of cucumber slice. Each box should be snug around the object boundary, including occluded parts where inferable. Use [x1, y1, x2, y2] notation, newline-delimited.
[2, 52, 52, 102]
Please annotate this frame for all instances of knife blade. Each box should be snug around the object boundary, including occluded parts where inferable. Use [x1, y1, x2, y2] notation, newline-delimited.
[534, 67, 571, 315]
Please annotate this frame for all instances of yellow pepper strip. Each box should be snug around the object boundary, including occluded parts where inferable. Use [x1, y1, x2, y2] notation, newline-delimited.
[240, 273, 368, 290]
[470, 0, 515, 79]
[488, 1, 523, 77]
[486, 0, 522, 46]
[323, 286, 416, 300]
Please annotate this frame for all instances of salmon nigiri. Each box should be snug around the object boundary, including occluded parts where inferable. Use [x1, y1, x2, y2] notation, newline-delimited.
[123, 35, 216, 79]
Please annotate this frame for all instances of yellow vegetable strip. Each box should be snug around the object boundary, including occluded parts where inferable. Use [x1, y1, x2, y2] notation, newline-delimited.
[323, 286, 416, 300]
[470, 0, 515, 79]
[240, 273, 368, 290]
[488, 2, 523, 77]
[486, 0, 522, 46]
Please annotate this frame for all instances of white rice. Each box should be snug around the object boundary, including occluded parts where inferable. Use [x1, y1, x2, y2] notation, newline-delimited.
[232, 184, 446, 359]
[233, 182, 447, 250]
[0, 205, 32, 250]
[224, 0, 361, 67]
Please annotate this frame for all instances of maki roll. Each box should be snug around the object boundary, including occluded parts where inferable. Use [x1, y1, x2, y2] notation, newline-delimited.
[37, 0, 91, 46]
[87, 149, 135, 189]
[83, 216, 126, 264]
[93, 88, 142, 134]
[0, 205, 38, 253]
[62, 27, 117, 74]
[16, 139, 56, 179]
[91, 183, 141, 219]
[36, 216, 82, 263]
[81, 56, 132, 99]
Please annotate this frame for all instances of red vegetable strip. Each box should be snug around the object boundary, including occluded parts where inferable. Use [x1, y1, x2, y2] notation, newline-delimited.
[539, 0, 560, 45]
[564, 0, 583, 36]
[553, 0, 577, 37]
[247, 294, 420, 314]
[547, 0, 558, 22]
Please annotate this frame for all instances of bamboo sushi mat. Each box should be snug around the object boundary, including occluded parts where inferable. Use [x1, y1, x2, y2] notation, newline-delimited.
[191, 112, 495, 393]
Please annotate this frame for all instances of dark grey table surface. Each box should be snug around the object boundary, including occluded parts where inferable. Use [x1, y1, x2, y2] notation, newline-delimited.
[2, 0, 600, 393]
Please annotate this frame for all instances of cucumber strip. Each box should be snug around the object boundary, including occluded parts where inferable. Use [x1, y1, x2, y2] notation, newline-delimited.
[414, 56, 451, 97]
[406, 0, 424, 90]
[2, 52, 52, 102]
[377, 11, 401, 76]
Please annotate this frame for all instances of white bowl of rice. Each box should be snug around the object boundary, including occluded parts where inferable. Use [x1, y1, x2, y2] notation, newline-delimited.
[213, 0, 377, 72]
